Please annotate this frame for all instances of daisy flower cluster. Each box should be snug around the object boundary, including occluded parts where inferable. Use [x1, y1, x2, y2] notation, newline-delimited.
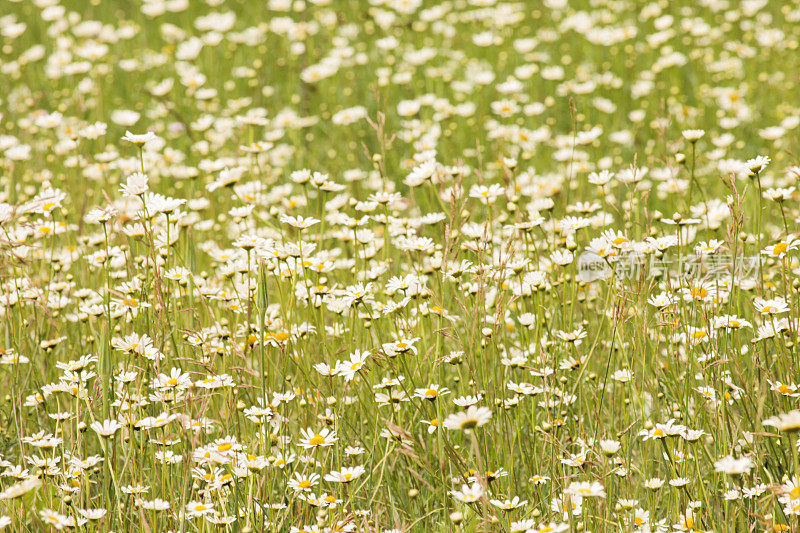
[2, 0, 800, 531]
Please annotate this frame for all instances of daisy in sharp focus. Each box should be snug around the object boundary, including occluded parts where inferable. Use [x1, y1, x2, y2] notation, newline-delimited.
[754, 297, 790, 315]
[450, 482, 484, 503]
[413, 384, 450, 401]
[443, 406, 492, 430]
[324, 466, 365, 483]
[761, 236, 800, 258]
[299, 428, 338, 448]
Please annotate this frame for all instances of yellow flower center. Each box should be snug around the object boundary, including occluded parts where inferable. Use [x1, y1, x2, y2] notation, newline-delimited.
[691, 287, 708, 298]
[461, 418, 478, 429]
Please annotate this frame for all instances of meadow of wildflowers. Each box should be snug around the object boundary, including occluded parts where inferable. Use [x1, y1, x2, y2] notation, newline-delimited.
[3, 0, 800, 531]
